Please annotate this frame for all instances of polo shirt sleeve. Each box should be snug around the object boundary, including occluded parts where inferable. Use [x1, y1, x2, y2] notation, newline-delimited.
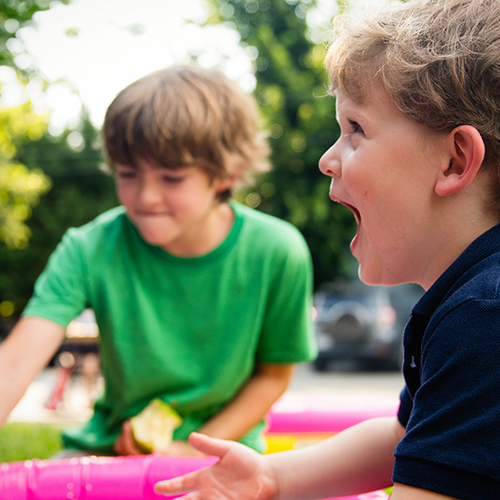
[22, 228, 89, 327]
[397, 386, 413, 427]
[393, 298, 500, 498]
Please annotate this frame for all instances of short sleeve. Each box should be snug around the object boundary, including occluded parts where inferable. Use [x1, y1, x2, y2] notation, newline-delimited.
[397, 386, 413, 427]
[22, 229, 89, 327]
[256, 228, 317, 364]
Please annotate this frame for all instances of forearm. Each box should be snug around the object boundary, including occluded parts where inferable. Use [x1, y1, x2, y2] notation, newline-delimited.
[268, 417, 402, 500]
[0, 363, 29, 425]
[198, 363, 295, 441]
[0, 316, 65, 426]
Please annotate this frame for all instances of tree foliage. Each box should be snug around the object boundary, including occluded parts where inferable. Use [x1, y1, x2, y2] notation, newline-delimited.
[207, 0, 357, 287]
[0, 0, 116, 329]
[0, 113, 117, 329]
[0, 0, 69, 70]
[0, 0, 70, 250]
[0, 102, 51, 249]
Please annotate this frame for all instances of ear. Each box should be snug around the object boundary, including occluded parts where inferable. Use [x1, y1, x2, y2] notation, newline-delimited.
[435, 125, 485, 197]
[214, 176, 237, 193]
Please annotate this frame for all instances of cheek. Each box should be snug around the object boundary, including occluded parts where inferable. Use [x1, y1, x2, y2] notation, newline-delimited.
[115, 184, 127, 204]
[343, 167, 370, 199]
[115, 182, 135, 207]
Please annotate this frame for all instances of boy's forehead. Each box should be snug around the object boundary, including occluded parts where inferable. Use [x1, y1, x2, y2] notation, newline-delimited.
[116, 159, 187, 171]
[335, 87, 394, 120]
[335, 91, 368, 120]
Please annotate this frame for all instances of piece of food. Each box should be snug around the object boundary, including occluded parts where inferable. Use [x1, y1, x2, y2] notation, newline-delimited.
[130, 399, 183, 452]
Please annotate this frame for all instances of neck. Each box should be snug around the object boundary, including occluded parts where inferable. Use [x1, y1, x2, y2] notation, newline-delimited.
[418, 212, 498, 291]
[163, 202, 235, 257]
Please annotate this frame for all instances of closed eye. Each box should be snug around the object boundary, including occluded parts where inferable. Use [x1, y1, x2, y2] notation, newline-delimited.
[117, 171, 137, 179]
[161, 175, 184, 184]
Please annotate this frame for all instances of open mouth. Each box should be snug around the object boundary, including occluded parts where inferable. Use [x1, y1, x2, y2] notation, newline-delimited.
[332, 197, 361, 225]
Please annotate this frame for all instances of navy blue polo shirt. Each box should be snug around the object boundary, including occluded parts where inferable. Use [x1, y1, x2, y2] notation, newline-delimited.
[393, 224, 500, 499]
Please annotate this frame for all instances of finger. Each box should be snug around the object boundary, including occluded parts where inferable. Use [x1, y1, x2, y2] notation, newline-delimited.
[161, 440, 205, 457]
[158, 492, 199, 500]
[120, 420, 143, 456]
[178, 492, 200, 500]
[154, 470, 200, 494]
[114, 427, 126, 456]
[188, 432, 235, 458]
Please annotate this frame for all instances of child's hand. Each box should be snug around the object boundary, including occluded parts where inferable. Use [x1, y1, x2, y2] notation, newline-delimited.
[154, 432, 278, 499]
[114, 420, 144, 456]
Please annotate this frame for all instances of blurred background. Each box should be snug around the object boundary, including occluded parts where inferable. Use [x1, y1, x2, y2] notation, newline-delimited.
[0, 0, 362, 333]
[0, 0, 422, 369]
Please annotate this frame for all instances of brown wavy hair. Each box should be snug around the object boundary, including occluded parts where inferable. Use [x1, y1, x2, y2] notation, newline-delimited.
[103, 64, 270, 201]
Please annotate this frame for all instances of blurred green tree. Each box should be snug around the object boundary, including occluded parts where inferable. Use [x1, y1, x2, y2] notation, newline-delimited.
[206, 0, 357, 287]
[0, 0, 117, 329]
[0, 0, 70, 251]
[0, 101, 51, 249]
[0, 0, 69, 69]
[0, 110, 117, 330]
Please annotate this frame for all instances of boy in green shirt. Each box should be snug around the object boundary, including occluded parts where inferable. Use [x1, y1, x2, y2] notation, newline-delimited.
[0, 64, 316, 456]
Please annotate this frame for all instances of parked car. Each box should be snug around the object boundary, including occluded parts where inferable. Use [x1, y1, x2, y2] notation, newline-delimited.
[312, 278, 423, 371]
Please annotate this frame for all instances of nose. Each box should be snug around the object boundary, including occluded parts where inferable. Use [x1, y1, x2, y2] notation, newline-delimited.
[137, 175, 162, 207]
[318, 142, 341, 178]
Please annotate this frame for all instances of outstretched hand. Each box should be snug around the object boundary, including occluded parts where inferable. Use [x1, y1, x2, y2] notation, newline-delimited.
[154, 432, 278, 500]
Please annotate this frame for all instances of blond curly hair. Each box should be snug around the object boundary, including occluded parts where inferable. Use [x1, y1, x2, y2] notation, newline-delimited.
[326, 0, 500, 209]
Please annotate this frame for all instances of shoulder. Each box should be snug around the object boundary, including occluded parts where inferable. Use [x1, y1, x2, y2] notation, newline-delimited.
[423, 254, 500, 359]
[52, 207, 133, 264]
[434, 253, 500, 320]
[233, 202, 309, 253]
[64, 206, 128, 244]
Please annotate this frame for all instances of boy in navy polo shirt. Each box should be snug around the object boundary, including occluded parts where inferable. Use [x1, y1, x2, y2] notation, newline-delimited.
[155, 0, 500, 499]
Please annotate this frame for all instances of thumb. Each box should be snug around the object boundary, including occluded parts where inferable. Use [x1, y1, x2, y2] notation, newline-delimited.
[188, 432, 234, 458]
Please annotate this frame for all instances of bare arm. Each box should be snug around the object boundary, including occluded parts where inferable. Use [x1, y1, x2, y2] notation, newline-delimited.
[0, 316, 66, 426]
[155, 416, 404, 499]
[115, 362, 295, 456]
[198, 362, 295, 440]
[268, 416, 403, 499]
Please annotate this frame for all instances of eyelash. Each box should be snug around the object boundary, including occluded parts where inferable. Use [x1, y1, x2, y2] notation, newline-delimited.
[161, 176, 184, 184]
[117, 171, 136, 179]
[348, 119, 364, 134]
[117, 172, 184, 184]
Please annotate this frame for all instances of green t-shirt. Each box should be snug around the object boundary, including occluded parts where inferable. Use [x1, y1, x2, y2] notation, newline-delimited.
[23, 201, 316, 453]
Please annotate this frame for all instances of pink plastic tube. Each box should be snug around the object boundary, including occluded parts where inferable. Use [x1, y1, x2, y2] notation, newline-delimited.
[1, 395, 395, 499]
[0, 454, 389, 500]
[0, 455, 217, 500]
[267, 395, 398, 433]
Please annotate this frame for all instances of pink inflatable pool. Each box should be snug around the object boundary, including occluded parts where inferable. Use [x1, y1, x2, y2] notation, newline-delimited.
[267, 394, 398, 433]
[0, 455, 389, 500]
[1, 395, 396, 499]
[265, 394, 398, 453]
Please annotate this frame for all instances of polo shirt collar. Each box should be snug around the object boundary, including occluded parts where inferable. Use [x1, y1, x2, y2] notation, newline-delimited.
[412, 223, 500, 317]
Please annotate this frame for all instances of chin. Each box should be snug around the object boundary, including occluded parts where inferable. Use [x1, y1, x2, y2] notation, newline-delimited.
[139, 232, 169, 248]
[357, 266, 386, 287]
[359, 266, 410, 288]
